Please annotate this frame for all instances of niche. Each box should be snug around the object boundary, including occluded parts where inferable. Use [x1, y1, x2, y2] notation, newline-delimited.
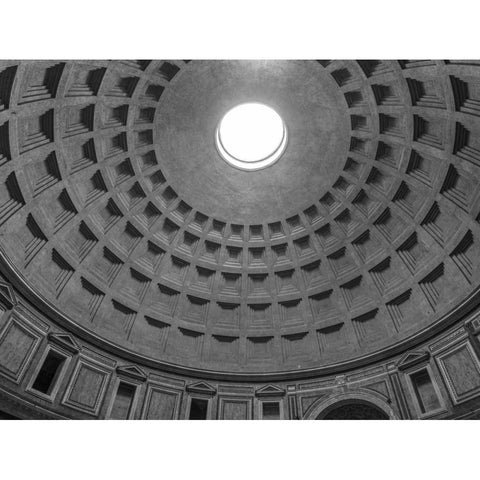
[31, 349, 67, 397]
[262, 401, 280, 420]
[189, 398, 209, 420]
[109, 381, 137, 420]
[408, 367, 443, 416]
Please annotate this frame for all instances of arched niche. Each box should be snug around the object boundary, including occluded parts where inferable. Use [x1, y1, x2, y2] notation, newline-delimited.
[304, 390, 398, 420]
[320, 401, 389, 420]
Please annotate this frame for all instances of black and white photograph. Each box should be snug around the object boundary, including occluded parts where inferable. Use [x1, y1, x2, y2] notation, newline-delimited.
[0, 2, 477, 479]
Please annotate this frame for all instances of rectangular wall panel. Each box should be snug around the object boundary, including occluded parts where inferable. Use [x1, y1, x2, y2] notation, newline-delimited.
[437, 341, 480, 404]
[62, 358, 111, 415]
[0, 317, 41, 382]
[142, 385, 181, 419]
[218, 397, 252, 420]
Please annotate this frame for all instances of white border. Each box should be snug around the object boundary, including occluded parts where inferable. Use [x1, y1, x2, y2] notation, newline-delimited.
[0, 1, 478, 58]
[2, 2, 480, 479]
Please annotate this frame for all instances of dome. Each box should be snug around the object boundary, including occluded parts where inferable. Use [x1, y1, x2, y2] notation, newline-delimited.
[1, 59, 480, 420]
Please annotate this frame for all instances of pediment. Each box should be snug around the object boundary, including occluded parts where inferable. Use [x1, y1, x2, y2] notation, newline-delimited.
[186, 381, 217, 395]
[116, 364, 147, 382]
[48, 332, 81, 354]
[255, 384, 286, 398]
[0, 281, 16, 308]
[397, 350, 430, 371]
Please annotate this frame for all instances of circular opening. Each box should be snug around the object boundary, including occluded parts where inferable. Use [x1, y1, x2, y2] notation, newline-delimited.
[215, 103, 287, 171]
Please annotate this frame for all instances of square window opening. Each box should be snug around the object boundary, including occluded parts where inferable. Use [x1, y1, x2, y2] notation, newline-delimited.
[189, 398, 209, 420]
[262, 401, 280, 420]
[410, 368, 441, 414]
[110, 381, 137, 420]
[31, 350, 66, 395]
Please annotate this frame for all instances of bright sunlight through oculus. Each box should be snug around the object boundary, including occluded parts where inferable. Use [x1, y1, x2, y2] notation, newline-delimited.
[215, 103, 287, 171]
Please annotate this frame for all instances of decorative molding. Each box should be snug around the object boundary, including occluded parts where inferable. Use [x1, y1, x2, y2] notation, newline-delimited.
[116, 364, 147, 382]
[429, 327, 467, 353]
[397, 350, 430, 371]
[435, 341, 480, 405]
[47, 332, 81, 354]
[255, 384, 286, 398]
[0, 280, 16, 309]
[61, 357, 111, 416]
[186, 381, 217, 396]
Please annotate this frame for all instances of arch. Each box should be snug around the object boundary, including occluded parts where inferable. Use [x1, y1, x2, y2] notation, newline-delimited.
[321, 401, 388, 420]
[303, 390, 398, 420]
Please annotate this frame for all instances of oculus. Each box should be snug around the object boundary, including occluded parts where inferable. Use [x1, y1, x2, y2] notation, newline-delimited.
[215, 103, 287, 170]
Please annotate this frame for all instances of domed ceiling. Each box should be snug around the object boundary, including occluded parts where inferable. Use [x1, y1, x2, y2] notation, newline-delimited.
[1, 59, 480, 375]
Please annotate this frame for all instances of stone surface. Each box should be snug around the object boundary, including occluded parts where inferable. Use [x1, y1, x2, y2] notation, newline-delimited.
[0, 60, 480, 419]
